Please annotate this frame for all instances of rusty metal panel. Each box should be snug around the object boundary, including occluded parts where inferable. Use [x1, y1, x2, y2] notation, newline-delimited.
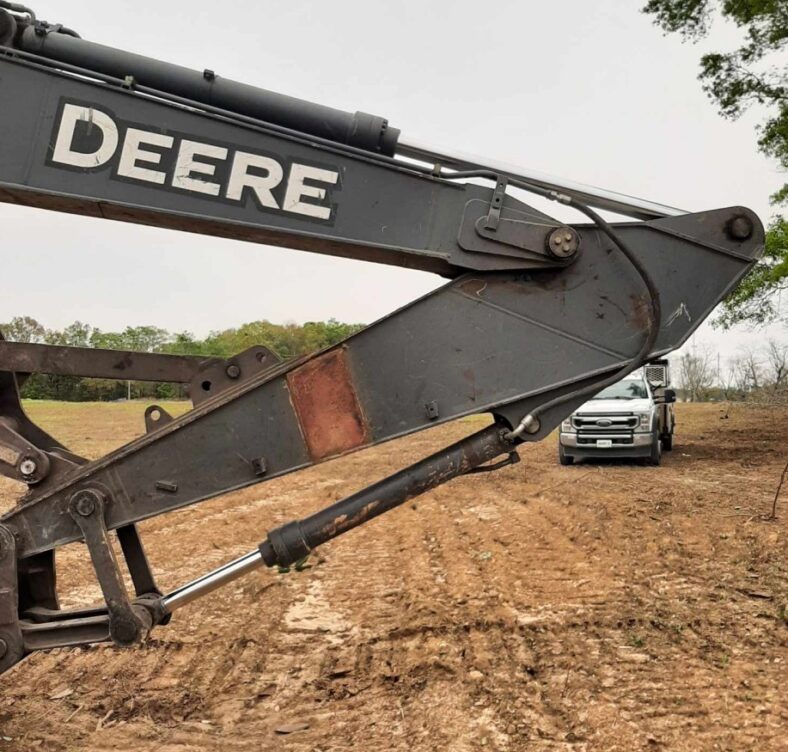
[287, 349, 369, 461]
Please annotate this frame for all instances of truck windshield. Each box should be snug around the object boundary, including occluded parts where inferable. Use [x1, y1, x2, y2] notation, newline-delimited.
[591, 379, 648, 400]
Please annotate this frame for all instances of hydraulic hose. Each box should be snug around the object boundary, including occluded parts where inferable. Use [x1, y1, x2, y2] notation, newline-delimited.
[505, 197, 662, 439]
[436, 168, 662, 440]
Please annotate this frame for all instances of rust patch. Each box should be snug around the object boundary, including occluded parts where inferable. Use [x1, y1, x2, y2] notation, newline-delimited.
[629, 293, 651, 330]
[287, 348, 369, 461]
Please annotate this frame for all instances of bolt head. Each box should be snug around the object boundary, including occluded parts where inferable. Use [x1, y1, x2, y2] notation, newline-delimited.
[726, 215, 753, 241]
[19, 458, 37, 477]
[225, 364, 241, 379]
[74, 493, 96, 517]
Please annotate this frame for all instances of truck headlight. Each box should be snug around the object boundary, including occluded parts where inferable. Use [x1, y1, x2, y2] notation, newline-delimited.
[561, 418, 575, 432]
[635, 412, 652, 432]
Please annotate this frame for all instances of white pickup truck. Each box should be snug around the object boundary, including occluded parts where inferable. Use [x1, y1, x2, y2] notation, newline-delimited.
[558, 365, 675, 466]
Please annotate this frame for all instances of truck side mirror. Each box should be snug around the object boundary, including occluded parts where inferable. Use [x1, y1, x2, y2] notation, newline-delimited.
[661, 389, 676, 404]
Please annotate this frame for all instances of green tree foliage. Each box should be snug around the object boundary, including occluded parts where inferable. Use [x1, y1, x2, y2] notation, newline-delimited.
[204, 318, 364, 359]
[643, 1, 787, 326]
[643, 1, 786, 200]
[1, 316, 46, 344]
[0, 317, 365, 401]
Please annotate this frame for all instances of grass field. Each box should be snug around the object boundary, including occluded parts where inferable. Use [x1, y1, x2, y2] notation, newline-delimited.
[0, 401, 785, 751]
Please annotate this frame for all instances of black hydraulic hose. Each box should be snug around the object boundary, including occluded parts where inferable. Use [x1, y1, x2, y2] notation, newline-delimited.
[510, 198, 662, 437]
[436, 168, 662, 439]
[0, 1, 35, 21]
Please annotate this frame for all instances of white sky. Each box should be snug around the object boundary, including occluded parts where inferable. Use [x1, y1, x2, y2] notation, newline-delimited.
[1, 0, 785, 360]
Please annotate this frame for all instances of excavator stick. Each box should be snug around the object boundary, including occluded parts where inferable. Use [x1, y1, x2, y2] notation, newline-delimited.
[0, 3, 765, 675]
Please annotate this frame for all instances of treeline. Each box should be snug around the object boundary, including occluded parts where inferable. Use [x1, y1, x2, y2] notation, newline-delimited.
[677, 340, 788, 403]
[0, 316, 365, 401]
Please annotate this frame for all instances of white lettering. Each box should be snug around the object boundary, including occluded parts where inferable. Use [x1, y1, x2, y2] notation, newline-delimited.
[49, 102, 339, 222]
[172, 140, 227, 196]
[117, 128, 173, 184]
[52, 104, 119, 169]
[226, 151, 283, 208]
[282, 163, 339, 220]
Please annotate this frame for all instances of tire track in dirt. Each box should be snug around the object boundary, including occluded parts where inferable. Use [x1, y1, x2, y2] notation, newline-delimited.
[0, 406, 785, 751]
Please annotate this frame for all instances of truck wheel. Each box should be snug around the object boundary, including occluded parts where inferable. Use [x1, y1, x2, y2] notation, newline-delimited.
[558, 444, 574, 466]
[661, 434, 673, 451]
[648, 431, 662, 466]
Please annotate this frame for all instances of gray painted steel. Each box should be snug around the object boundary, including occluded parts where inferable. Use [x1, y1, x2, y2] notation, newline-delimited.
[0, 55, 567, 276]
[0, 14, 766, 673]
[4, 204, 763, 558]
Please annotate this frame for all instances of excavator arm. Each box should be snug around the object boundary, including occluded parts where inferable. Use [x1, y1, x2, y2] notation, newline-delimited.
[0, 3, 764, 674]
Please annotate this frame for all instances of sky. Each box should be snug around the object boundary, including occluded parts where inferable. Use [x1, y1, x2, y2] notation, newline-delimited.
[1, 0, 785, 362]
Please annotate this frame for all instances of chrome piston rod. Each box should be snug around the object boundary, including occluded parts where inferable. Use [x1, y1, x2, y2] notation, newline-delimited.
[161, 425, 510, 615]
[161, 550, 263, 615]
[397, 137, 687, 221]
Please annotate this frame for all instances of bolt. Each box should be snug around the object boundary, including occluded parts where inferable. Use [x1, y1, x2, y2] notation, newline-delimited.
[0, 639, 7, 660]
[726, 215, 753, 241]
[547, 227, 579, 259]
[110, 615, 141, 646]
[226, 364, 241, 379]
[74, 493, 96, 517]
[19, 458, 37, 477]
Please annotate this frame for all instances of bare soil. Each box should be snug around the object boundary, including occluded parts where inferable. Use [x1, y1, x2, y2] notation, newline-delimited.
[0, 401, 785, 751]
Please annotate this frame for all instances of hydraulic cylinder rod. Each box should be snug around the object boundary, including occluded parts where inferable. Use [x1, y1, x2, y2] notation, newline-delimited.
[397, 137, 687, 221]
[160, 423, 511, 614]
[161, 550, 262, 614]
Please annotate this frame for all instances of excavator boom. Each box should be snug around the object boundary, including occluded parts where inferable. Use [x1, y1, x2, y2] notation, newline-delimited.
[0, 3, 764, 674]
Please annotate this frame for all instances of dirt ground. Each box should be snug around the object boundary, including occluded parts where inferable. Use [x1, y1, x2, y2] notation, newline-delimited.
[0, 401, 785, 751]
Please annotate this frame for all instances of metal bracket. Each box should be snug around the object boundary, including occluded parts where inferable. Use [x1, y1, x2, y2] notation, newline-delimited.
[0, 338, 86, 489]
[68, 489, 151, 646]
[0, 418, 51, 485]
[484, 177, 508, 231]
[480, 177, 579, 260]
[188, 345, 281, 406]
[458, 199, 579, 267]
[465, 450, 520, 474]
[144, 405, 174, 433]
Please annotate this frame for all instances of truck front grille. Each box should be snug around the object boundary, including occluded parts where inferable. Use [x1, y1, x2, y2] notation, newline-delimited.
[573, 413, 636, 445]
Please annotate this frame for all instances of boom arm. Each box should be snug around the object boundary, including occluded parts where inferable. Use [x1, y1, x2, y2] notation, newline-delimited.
[0, 5, 764, 674]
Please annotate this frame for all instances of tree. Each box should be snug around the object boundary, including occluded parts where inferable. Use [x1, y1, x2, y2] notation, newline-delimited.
[678, 348, 715, 401]
[0, 316, 47, 343]
[739, 347, 763, 391]
[2, 315, 367, 401]
[47, 321, 93, 347]
[764, 338, 788, 392]
[643, 1, 787, 326]
[643, 1, 786, 201]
